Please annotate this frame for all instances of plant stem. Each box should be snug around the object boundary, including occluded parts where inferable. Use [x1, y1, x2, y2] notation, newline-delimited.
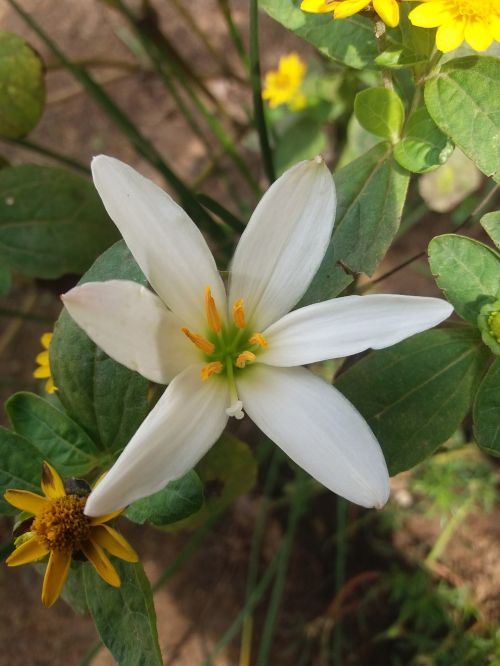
[217, 0, 250, 72]
[249, 0, 275, 184]
[0, 138, 90, 175]
[333, 498, 348, 666]
[425, 499, 474, 566]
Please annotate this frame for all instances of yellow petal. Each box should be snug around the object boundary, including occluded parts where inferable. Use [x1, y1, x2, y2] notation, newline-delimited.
[45, 377, 57, 394]
[300, 0, 336, 13]
[35, 351, 49, 365]
[409, 1, 452, 28]
[490, 15, 500, 42]
[41, 461, 66, 498]
[465, 18, 493, 52]
[41, 549, 72, 607]
[41, 332, 53, 350]
[436, 19, 465, 52]
[90, 524, 139, 563]
[373, 0, 399, 27]
[4, 489, 48, 514]
[88, 507, 124, 526]
[333, 0, 371, 19]
[6, 535, 48, 566]
[33, 365, 51, 379]
[82, 540, 121, 587]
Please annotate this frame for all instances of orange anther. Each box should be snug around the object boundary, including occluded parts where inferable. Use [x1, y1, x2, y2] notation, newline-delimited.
[232, 299, 246, 329]
[201, 361, 223, 381]
[249, 333, 268, 349]
[182, 328, 215, 354]
[235, 351, 256, 369]
[205, 287, 221, 333]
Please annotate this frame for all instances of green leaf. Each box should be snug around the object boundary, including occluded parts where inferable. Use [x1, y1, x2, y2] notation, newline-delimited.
[125, 471, 204, 526]
[84, 560, 163, 666]
[51, 241, 150, 453]
[473, 358, 500, 455]
[425, 56, 500, 182]
[302, 142, 409, 304]
[60, 563, 89, 615]
[5, 392, 102, 477]
[0, 31, 45, 139]
[0, 427, 43, 514]
[165, 434, 257, 531]
[0, 260, 10, 295]
[260, 0, 398, 69]
[0, 165, 120, 279]
[480, 211, 500, 250]
[375, 47, 427, 70]
[428, 234, 500, 323]
[354, 87, 405, 141]
[336, 328, 490, 474]
[394, 106, 454, 173]
[275, 117, 327, 176]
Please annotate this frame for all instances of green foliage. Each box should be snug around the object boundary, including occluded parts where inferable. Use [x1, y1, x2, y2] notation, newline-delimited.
[425, 56, 500, 182]
[51, 241, 151, 453]
[303, 142, 409, 304]
[125, 471, 204, 526]
[428, 234, 500, 324]
[481, 211, 500, 249]
[0, 427, 43, 514]
[336, 328, 490, 474]
[474, 359, 500, 456]
[354, 87, 405, 142]
[61, 564, 89, 615]
[394, 106, 454, 173]
[0, 31, 45, 139]
[0, 165, 120, 279]
[0, 260, 10, 295]
[274, 117, 327, 176]
[84, 560, 163, 666]
[5, 392, 103, 477]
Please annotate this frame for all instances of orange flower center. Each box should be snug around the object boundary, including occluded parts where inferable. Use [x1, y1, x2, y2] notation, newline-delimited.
[454, 0, 491, 18]
[32, 495, 90, 552]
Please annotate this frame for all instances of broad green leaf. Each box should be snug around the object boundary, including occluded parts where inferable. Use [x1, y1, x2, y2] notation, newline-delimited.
[0, 427, 43, 514]
[428, 234, 500, 323]
[165, 434, 257, 530]
[337, 115, 379, 169]
[60, 564, 88, 615]
[481, 211, 500, 249]
[0, 260, 10, 295]
[260, 0, 399, 69]
[302, 142, 409, 304]
[336, 328, 490, 474]
[0, 32, 45, 139]
[394, 106, 454, 173]
[425, 56, 500, 182]
[51, 241, 150, 453]
[375, 47, 427, 70]
[6, 392, 102, 477]
[125, 471, 204, 526]
[275, 117, 327, 176]
[84, 560, 163, 666]
[473, 359, 500, 455]
[354, 87, 405, 141]
[397, 2, 435, 62]
[0, 165, 120, 279]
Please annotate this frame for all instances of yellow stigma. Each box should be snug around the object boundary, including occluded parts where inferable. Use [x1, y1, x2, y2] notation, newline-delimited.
[201, 361, 223, 381]
[249, 333, 268, 349]
[205, 287, 221, 333]
[182, 328, 215, 354]
[235, 351, 256, 369]
[232, 299, 246, 329]
[32, 495, 90, 552]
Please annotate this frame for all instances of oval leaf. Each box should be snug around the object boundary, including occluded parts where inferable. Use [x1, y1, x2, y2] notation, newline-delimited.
[336, 328, 490, 475]
[0, 427, 43, 515]
[394, 106, 454, 173]
[428, 234, 500, 323]
[473, 358, 500, 456]
[354, 87, 405, 141]
[0, 31, 45, 138]
[481, 211, 500, 250]
[275, 117, 327, 176]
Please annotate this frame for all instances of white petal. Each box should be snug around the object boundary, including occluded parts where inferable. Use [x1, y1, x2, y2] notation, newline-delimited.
[229, 158, 336, 331]
[84, 365, 228, 516]
[62, 280, 198, 384]
[260, 295, 454, 366]
[237, 365, 389, 508]
[91, 155, 226, 328]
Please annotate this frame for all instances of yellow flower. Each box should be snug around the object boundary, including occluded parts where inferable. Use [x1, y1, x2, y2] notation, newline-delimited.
[4, 462, 138, 607]
[409, 0, 500, 53]
[262, 52, 307, 111]
[301, 0, 400, 28]
[33, 332, 57, 394]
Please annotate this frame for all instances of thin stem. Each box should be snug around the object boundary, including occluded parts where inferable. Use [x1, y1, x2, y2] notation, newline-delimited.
[197, 193, 246, 234]
[217, 0, 250, 72]
[425, 499, 473, 565]
[0, 137, 90, 175]
[333, 498, 348, 666]
[6, 0, 217, 234]
[249, 0, 275, 184]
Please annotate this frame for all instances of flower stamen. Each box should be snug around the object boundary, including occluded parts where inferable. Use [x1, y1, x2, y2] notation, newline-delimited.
[201, 361, 223, 381]
[232, 299, 246, 329]
[235, 350, 256, 368]
[249, 333, 268, 349]
[182, 328, 215, 354]
[205, 286, 221, 333]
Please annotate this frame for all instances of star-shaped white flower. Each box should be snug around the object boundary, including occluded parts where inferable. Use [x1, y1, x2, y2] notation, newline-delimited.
[63, 156, 453, 517]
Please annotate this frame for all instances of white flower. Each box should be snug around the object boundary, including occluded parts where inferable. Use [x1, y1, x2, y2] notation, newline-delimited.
[62, 156, 453, 516]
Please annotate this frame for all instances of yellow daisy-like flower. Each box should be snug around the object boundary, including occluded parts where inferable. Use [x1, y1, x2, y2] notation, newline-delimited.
[409, 0, 500, 53]
[262, 52, 307, 111]
[4, 462, 138, 607]
[301, 0, 400, 28]
[33, 332, 57, 394]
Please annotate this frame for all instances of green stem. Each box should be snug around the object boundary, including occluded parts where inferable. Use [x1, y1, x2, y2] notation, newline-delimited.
[6, 0, 217, 234]
[333, 498, 348, 666]
[425, 499, 473, 566]
[0, 138, 90, 175]
[217, 0, 250, 72]
[249, 0, 275, 184]
[196, 193, 245, 234]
